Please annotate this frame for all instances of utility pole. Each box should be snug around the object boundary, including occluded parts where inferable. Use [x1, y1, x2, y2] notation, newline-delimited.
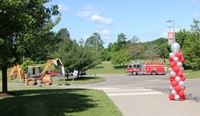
[167, 19, 175, 44]
[94, 37, 98, 78]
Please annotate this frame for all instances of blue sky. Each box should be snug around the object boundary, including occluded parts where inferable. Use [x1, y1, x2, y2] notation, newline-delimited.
[47, 0, 200, 47]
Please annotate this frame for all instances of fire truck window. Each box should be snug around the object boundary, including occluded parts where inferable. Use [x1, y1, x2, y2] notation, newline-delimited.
[128, 65, 132, 68]
[133, 65, 139, 68]
[133, 65, 140, 68]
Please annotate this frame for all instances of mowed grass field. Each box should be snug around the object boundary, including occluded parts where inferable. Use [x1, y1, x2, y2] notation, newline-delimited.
[87, 61, 127, 74]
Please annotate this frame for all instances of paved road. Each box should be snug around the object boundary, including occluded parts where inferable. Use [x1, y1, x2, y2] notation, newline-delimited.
[70, 74, 200, 116]
[74, 74, 200, 102]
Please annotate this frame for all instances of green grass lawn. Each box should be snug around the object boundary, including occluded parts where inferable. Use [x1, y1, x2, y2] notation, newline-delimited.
[0, 86, 121, 116]
[55, 76, 105, 85]
[184, 70, 200, 78]
[87, 61, 127, 74]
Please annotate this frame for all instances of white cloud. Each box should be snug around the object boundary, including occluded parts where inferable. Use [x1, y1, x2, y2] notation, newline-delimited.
[77, 4, 114, 40]
[99, 29, 112, 39]
[77, 4, 101, 18]
[77, 10, 93, 18]
[193, 13, 200, 18]
[58, 4, 68, 11]
[91, 14, 113, 26]
[77, 4, 113, 26]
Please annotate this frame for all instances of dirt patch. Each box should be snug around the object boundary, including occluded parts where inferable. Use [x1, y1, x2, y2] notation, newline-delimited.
[0, 92, 18, 97]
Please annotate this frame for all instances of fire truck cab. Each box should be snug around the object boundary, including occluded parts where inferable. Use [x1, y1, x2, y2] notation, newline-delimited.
[126, 62, 166, 75]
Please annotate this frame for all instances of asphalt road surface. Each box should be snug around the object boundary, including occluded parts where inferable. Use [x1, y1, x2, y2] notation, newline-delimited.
[76, 74, 200, 102]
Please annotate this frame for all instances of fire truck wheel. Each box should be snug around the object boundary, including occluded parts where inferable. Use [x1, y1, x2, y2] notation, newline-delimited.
[132, 71, 137, 75]
[151, 71, 157, 75]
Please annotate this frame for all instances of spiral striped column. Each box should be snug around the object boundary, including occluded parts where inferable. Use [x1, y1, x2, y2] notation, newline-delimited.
[168, 42, 186, 101]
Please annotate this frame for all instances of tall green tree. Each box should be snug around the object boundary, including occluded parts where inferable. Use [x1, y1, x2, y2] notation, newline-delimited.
[155, 38, 170, 59]
[117, 33, 127, 45]
[181, 19, 200, 70]
[142, 38, 170, 59]
[126, 36, 144, 62]
[85, 32, 104, 52]
[144, 44, 160, 62]
[117, 33, 127, 50]
[0, 0, 59, 93]
[51, 30, 99, 76]
[48, 28, 70, 56]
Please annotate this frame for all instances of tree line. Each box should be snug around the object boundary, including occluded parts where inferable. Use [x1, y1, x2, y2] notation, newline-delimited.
[101, 19, 200, 71]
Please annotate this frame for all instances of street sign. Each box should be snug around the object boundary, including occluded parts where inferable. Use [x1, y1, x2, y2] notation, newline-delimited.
[73, 70, 78, 77]
[168, 32, 174, 45]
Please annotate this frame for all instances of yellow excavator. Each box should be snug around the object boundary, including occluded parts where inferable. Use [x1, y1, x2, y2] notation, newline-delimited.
[27, 58, 65, 85]
[7, 58, 65, 85]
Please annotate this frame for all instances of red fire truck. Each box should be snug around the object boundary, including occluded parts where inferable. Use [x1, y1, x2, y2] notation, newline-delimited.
[126, 62, 166, 75]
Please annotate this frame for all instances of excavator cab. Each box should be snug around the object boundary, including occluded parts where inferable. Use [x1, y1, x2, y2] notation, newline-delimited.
[27, 66, 41, 85]
[27, 66, 41, 78]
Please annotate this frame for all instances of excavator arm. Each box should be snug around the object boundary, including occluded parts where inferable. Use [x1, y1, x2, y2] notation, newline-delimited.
[7, 65, 18, 80]
[7, 65, 27, 82]
[39, 58, 65, 78]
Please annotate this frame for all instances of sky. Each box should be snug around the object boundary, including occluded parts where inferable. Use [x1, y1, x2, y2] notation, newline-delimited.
[46, 0, 200, 47]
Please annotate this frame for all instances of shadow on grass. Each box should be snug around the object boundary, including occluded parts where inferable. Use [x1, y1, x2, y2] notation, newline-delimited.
[74, 77, 98, 80]
[113, 65, 127, 69]
[0, 89, 97, 116]
[59, 77, 101, 81]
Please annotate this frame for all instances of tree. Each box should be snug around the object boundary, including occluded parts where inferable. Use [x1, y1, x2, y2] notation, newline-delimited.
[111, 50, 131, 66]
[0, 0, 59, 93]
[126, 36, 144, 62]
[85, 32, 104, 52]
[117, 33, 127, 50]
[100, 49, 112, 61]
[144, 44, 160, 62]
[141, 38, 170, 59]
[47, 28, 70, 56]
[107, 42, 120, 52]
[180, 19, 200, 70]
[51, 31, 100, 77]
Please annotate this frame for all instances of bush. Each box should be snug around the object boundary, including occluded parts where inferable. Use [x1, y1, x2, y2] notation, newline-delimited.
[21, 58, 34, 73]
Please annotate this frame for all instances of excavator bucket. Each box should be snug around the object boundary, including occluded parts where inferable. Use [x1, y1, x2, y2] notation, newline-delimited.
[49, 58, 64, 66]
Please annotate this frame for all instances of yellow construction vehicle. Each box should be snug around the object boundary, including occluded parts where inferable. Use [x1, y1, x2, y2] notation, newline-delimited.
[7, 64, 27, 83]
[27, 58, 65, 85]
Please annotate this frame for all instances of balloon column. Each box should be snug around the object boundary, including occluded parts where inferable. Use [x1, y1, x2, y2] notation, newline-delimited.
[169, 42, 186, 101]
